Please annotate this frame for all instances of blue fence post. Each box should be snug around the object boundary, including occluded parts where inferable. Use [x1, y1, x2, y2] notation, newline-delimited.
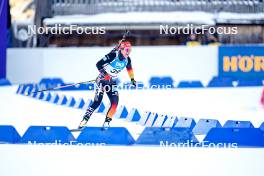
[0, 0, 7, 79]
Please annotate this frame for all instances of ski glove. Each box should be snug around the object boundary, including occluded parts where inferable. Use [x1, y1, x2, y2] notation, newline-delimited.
[99, 69, 111, 81]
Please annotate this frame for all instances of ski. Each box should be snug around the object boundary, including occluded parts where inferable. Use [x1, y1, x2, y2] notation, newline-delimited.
[70, 127, 86, 132]
[70, 123, 110, 132]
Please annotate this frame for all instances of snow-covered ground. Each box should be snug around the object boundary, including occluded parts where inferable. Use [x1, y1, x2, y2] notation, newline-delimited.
[54, 86, 264, 130]
[0, 85, 264, 176]
[1, 144, 264, 176]
[1, 85, 264, 136]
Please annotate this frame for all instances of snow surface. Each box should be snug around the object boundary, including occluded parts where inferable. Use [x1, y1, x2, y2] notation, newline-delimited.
[55, 86, 264, 128]
[1, 144, 264, 176]
[0, 85, 264, 138]
[1, 85, 264, 176]
[43, 11, 264, 26]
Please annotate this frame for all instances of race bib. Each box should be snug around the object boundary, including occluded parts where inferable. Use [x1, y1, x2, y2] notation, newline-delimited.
[104, 58, 128, 76]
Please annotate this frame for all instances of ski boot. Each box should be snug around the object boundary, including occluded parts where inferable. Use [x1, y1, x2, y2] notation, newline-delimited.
[78, 107, 94, 130]
[102, 117, 112, 129]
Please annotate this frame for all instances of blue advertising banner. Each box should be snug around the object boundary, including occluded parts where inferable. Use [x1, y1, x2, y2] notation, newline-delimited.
[219, 45, 264, 79]
[0, 0, 7, 79]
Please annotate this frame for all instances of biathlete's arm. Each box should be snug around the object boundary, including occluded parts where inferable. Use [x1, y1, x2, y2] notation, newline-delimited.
[126, 57, 135, 80]
[96, 38, 124, 71]
[96, 49, 116, 72]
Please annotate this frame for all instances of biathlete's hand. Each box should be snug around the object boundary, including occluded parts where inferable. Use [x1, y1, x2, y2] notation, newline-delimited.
[99, 69, 111, 81]
[131, 78, 137, 87]
[104, 74, 111, 81]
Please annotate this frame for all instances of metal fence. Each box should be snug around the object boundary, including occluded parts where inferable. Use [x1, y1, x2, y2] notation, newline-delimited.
[51, 0, 264, 15]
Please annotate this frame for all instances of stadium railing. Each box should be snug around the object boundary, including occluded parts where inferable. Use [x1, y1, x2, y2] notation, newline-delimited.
[50, 0, 264, 15]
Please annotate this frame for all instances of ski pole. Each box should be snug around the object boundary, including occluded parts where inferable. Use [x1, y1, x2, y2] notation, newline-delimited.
[123, 29, 130, 39]
[25, 79, 96, 95]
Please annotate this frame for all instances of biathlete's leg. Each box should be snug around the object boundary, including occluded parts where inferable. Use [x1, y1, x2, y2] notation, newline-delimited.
[84, 88, 104, 120]
[103, 85, 119, 127]
[79, 82, 104, 129]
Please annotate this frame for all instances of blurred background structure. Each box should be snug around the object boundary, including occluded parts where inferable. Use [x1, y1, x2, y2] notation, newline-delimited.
[9, 0, 264, 47]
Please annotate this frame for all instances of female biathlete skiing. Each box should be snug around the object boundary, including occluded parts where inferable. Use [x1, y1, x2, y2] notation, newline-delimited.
[78, 39, 136, 129]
